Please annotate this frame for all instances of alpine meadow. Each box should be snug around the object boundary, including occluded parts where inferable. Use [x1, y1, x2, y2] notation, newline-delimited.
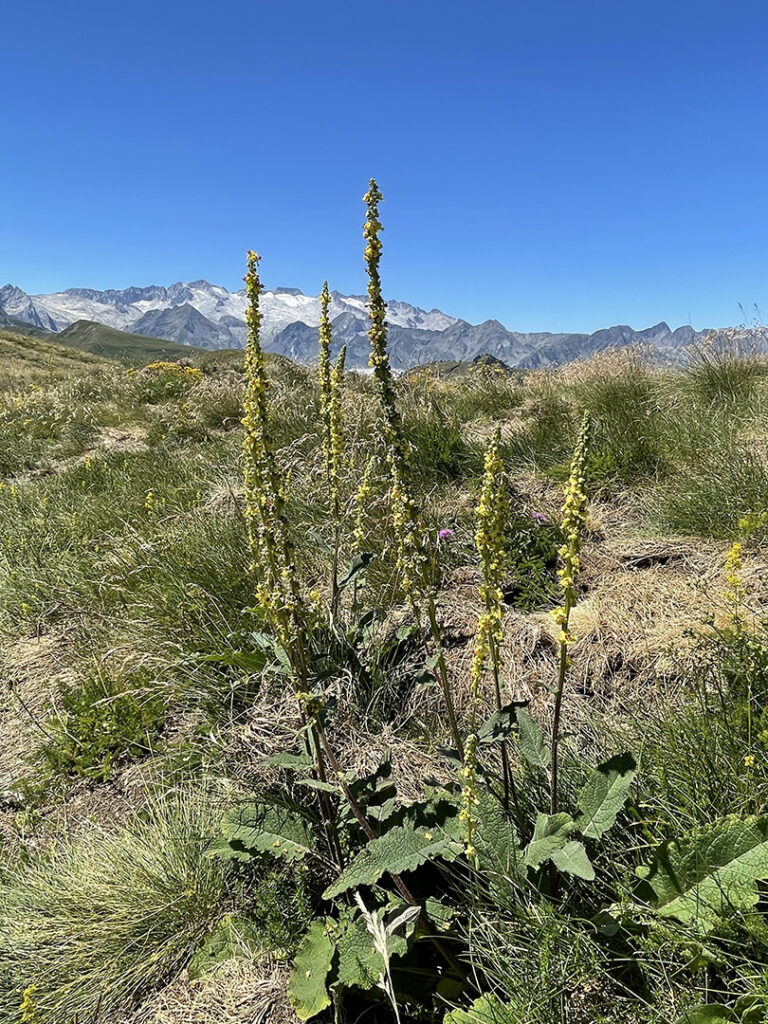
[4, 181, 768, 1024]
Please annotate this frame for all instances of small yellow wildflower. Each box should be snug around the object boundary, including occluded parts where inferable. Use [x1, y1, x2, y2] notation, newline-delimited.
[745, 754, 756, 769]
[20, 983, 37, 1022]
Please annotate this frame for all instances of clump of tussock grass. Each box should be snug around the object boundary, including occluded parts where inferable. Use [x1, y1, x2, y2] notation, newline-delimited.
[650, 440, 768, 538]
[0, 790, 231, 1024]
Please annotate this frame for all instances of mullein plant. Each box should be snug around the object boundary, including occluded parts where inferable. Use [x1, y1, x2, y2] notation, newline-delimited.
[242, 252, 304, 655]
[242, 252, 340, 862]
[362, 179, 463, 756]
[461, 428, 512, 862]
[317, 281, 347, 616]
[243, 250, 416, 889]
[550, 412, 593, 816]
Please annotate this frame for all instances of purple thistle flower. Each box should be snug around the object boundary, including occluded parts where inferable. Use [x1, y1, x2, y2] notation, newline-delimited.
[530, 511, 548, 525]
[437, 528, 455, 541]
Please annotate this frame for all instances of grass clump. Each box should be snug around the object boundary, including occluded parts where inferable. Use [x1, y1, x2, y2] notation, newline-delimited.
[0, 793, 231, 1023]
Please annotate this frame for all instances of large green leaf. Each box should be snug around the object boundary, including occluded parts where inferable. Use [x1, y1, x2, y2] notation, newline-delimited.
[638, 815, 768, 931]
[524, 812, 574, 870]
[289, 919, 336, 1020]
[444, 994, 517, 1023]
[516, 709, 550, 768]
[334, 918, 384, 992]
[735, 994, 768, 1024]
[333, 914, 410, 994]
[339, 552, 375, 587]
[575, 752, 636, 839]
[549, 840, 595, 880]
[264, 752, 314, 770]
[220, 802, 314, 863]
[323, 822, 461, 899]
[474, 788, 521, 876]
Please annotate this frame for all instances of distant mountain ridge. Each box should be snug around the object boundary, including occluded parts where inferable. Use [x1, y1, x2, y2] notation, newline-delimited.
[0, 280, 710, 369]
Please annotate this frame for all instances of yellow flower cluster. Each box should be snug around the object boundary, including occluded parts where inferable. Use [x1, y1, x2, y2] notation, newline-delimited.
[458, 732, 480, 863]
[318, 283, 347, 519]
[363, 180, 427, 607]
[463, 428, 509, 857]
[241, 251, 302, 648]
[144, 361, 203, 381]
[318, 281, 334, 463]
[723, 508, 768, 624]
[20, 983, 37, 1022]
[471, 427, 508, 694]
[724, 539, 745, 614]
[552, 412, 592, 644]
[353, 454, 376, 551]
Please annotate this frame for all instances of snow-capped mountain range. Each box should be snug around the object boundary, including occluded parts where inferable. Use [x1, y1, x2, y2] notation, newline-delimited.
[0, 281, 455, 348]
[0, 279, 709, 369]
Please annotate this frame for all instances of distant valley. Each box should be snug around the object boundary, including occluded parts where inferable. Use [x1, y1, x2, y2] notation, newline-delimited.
[0, 280, 709, 369]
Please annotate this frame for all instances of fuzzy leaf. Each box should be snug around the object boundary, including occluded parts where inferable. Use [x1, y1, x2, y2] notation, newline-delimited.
[198, 649, 270, 673]
[474, 788, 521, 876]
[205, 833, 251, 862]
[334, 914, 410, 994]
[638, 815, 768, 932]
[524, 812, 574, 870]
[323, 823, 461, 899]
[576, 752, 636, 839]
[296, 779, 340, 794]
[735, 995, 768, 1023]
[549, 840, 595, 880]
[444, 994, 517, 1023]
[289, 919, 336, 1020]
[221, 803, 314, 862]
[516, 708, 550, 768]
[476, 701, 528, 745]
[334, 919, 384, 992]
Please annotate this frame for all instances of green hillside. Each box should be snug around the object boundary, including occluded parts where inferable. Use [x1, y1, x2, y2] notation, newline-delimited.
[0, 328, 110, 385]
[53, 319, 203, 362]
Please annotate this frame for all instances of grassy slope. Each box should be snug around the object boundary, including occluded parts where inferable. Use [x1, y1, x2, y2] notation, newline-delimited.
[53, 319, 205, 362]
[0, 328, 110, 379]
[0, 342, 768, 1022]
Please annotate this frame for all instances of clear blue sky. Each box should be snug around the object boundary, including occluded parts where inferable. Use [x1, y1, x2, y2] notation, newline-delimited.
[2, 0, 767, 332]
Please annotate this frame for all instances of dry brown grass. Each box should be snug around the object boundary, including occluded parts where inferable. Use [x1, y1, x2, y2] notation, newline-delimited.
[130, 957, 297, 1024]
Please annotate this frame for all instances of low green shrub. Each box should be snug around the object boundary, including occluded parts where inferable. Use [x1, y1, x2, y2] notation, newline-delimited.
[39, 670, 166, 781]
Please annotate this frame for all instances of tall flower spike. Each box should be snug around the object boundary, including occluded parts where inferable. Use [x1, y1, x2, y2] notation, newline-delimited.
[318, 281, 334, 475]
[329, 344, 347, 497]
[353, 453, 377, 552]
[362, 180, 463, 756]
[242, 250, 301, 644]
[362, 179, 425, 608]
[463, 427, 510, 855]
[550, 410, 593, 816]
[552, 411, 593, 647]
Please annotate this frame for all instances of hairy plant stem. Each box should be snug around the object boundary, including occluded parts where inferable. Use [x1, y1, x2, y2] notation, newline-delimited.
[549, 586, 575, 816]
[330, 519, 341, 620]
[489, 637, 521, 826]
[425, 596, 464, 759]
